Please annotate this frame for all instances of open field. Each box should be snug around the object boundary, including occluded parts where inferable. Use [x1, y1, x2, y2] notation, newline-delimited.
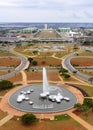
[14, 46, 35, 57]
[0, 71, 8, 76]
[70, 84, 93, 97]
[26, 71, 60, 81]
[55, 51, 68, 58]
[62, 76, 79, 83]
[7, 73, 22, 83]
[22, 50, 35, 56]
[0, 109, 7, 120]
[39, 52, 54, 56]
[79, 51, 93, 56]
[32, 57, 61, 66]
[14, 43, 73, 58]
[0, 89, 10, 96]
[19, 33, 32, 38]
[35, 30, 61, 38]
[71, 57, 93, 66]
[0, 57, 21, 67]
[78, 70, 93, 76]
[0, 50, 15, 57]
[1, 116, 86, 130]
[79, 110, 93, 126]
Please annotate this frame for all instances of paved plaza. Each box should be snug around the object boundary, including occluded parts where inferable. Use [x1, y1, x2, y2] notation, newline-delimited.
[9, 84, 77, 113]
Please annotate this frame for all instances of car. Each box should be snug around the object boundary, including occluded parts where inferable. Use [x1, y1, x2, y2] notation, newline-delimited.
[72, 70, 77, 74]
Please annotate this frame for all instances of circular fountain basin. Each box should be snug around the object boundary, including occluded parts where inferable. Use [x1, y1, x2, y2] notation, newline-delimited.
[9, 84, 77, 113]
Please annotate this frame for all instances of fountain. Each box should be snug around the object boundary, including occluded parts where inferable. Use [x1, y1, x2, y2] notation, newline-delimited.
[40, 67, 70, 103]
[9, 67, 77, 113]
[40, 67, 50, 98]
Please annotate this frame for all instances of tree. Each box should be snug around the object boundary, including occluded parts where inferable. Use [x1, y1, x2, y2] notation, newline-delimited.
[74, 98, 93, 113]
[33, 50, 38, 55]
[59, 68, 68, 75]
[28, 57, 33, 63]
[32, 60, 38, 66]
[74, 103, 82, 111]
[91, 99, 93, 112]
[0, 80, 14, 90]
[81, 104, 90, 112]
[64, 74, 70, 79]
[21, 113, 38, 125]
[74, 103, 89, 112]
[83, 98, 92, 108]
[73, 44, 78, 50]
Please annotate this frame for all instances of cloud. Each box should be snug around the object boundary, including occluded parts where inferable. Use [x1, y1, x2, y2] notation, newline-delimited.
[0, 0, 93, 22]
[0, 1, 16, 7]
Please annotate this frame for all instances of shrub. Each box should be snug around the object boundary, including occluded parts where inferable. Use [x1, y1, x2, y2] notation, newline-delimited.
[59, 68, 68, 74]
[83, 98, 92, 108]
[0, 80, 14, 90]
[28, 57, 33, 63]
[59, 68, 68, 76]
[64, 74, 70, 79]
[33, 50, 38, 54]
[74, 103, 82, 108]
[21, 113, 38, 125]
[32, 60, 38, 66]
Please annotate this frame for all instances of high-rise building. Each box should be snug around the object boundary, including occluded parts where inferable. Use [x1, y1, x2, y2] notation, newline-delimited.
[44, 24, 48, 30]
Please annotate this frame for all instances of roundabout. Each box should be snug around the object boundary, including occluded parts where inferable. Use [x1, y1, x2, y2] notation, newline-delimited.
[8, 84, 77, 113]
[8, 68, 77, 113]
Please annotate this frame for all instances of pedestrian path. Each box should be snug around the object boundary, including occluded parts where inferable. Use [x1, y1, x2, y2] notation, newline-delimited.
[0, 96, 3, 98]
[20, 70, 27, 85]
[0, 114, 13, 127]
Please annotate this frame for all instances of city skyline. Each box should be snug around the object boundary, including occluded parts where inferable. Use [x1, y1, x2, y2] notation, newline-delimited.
[0, 0, 93, 22]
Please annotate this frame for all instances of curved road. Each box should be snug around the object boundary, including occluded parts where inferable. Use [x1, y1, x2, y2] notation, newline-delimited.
[0, 46, 29, 80]
[63, 54, 91, 81]
[0, 45, 92, 82]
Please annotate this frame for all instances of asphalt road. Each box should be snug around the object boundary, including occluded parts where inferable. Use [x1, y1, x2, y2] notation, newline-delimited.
[0, 46, 29, 80]
[63, 53, 91, 82]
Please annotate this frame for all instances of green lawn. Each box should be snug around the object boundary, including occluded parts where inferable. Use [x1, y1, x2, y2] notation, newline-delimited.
[55, 114, 70, 120]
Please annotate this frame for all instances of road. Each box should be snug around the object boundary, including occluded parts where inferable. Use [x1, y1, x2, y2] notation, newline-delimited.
[0, 46, 29, 80]
[63, 53, 91, 82]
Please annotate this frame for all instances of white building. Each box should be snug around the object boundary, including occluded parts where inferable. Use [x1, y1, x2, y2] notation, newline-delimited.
[44, 24, 48, 30]
[69, 31, 83, 38]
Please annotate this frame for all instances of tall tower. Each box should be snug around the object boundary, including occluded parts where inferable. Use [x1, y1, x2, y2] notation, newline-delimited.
[44, 24, 48, 30]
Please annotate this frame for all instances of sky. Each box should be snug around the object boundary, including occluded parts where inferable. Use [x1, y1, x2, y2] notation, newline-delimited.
[0, 0, 93, 22]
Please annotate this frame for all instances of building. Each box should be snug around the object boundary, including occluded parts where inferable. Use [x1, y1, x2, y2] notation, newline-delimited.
[21, 27, 37, 34]
[69, 31, 83, 38]
[44, 24, 48, 30]
[58, 28, 70, 33]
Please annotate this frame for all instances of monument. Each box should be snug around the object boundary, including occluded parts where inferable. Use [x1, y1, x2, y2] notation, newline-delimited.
[44, 24, 48, 30]
[9, 67, 77, 113]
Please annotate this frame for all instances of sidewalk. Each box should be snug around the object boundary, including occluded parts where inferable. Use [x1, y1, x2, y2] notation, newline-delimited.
[20, 70, 27, 85]
[0, 114, 13, 127]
